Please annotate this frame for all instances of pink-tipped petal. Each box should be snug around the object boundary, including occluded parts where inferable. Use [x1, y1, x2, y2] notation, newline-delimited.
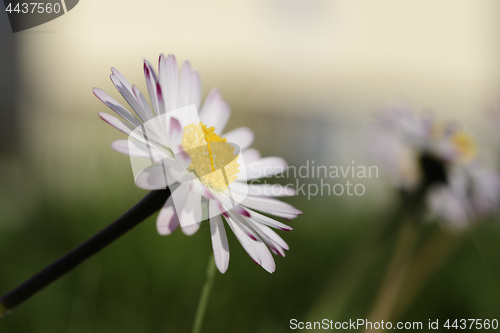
[168, 116, 182, 147]
[228, 211, 260, 241]
[227, 215, 276, 273]
[157, 196, 180, 235]
[252, 222, 289, 251]
[226, 217, 261, 263]
[270, 246, 286, 257]
[143, 60, 161, 115]
[156, 82, 166, 115]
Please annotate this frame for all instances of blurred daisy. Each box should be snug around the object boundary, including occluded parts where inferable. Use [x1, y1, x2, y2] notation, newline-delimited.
[427, 162, 500, 230]
[372, 103, 500, 230]
[94, 54, 301, 273]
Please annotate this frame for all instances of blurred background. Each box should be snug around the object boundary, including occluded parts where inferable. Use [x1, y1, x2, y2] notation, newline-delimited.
[1, 0, 500, 332]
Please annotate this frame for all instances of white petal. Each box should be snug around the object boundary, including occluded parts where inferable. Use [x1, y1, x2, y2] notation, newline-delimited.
[242, 148, 261, 164]
[159, 54, 179, 112]
[209, 195, 226, 218]
[168, 116, 183, 149]
[269, 245, 286, 257]
[199, 88, 230, 134]
[135, 164, 170, 190]
[111, 140, 134, 156]
[247, 209, 293, 231]
[190, 71, 202, 110]
[226, 216, 275, 273]
[231, 213, 276, 272]
[156, 81, 166, 116]
[99, 112, 134, 135]
[191, 180, 216, 200]
[265, 211, 299, 220]
[246, 157, 288, 180]
[130, 122, 168, 155]
[231, 182, 296, 198]
[157, 196, 180, 235]
[226, 217, 260, 264]
[143, 60, 162, 116]
[210, 191, 249, 218]
[132, 85, 155, 121]
[250, 223, 287, 257]
[173, 184, 203, 236]
[224, 127, 255, 150]
[110, 68, 151, 123]
[227, 210, 260, 241]
[93, 88, 140, 127]
[210, 215, 230, 273]
[242, 196, 302, 216]
[252, 221, 289, 251]
[178, 61, 195, 108]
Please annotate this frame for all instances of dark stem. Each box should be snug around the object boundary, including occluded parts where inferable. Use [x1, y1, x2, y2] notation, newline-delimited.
[0, 189, 170, 316]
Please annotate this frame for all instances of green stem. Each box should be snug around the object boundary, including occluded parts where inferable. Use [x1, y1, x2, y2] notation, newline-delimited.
[364, 222, 418, 332]
[393, 230, 462, 319]
[192, 255, 217, 333]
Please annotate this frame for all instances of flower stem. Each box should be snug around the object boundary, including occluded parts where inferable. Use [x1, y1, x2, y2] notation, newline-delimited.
[393, 230, 462, 319]
[0, 189, 170, 317]
[364, 222, 418, 332]
[192, 255, 217, 333]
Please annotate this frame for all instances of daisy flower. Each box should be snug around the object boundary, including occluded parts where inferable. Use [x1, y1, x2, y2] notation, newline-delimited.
[93, 54, 301, 273]
[371, 103, 500, 230]
[427, 161, 500, 230]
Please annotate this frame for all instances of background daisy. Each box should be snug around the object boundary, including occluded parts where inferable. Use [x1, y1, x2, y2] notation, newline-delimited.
[371, 104, 500, 230]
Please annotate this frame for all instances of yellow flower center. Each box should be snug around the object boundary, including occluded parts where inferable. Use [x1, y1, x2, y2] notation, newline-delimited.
[431, 123, 476, 163]
[181, 122, 239, 191]
[451, 131, 476, 163]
